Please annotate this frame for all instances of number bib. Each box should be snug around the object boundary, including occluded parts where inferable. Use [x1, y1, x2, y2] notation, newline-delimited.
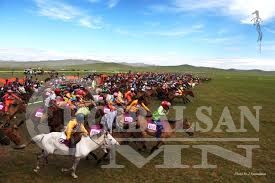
[147, 123, 157, 131]
[35, 112, 43, 118]
[0, 104, 4, 110]
[90, 129, 101, 136]
[104, 107, 110, 114]
[124, 116, 133, 123]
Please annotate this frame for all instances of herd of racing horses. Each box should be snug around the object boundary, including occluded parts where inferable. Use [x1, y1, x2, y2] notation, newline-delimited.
[0, 71, 211, 178]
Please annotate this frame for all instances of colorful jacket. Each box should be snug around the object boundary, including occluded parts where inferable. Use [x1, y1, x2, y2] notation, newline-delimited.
[126, 99, 150, 113]
[65, 119, 88, 140]
[152, 106, 168, 121]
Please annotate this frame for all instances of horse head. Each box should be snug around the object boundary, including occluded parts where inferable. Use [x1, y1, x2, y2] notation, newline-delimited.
[104, 131, 120, 147]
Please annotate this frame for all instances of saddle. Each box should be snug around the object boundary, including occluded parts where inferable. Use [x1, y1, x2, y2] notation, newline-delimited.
[59, 132, 83, 147]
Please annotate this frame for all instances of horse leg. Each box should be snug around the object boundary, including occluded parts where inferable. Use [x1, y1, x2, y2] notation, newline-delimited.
[2, 127, 25, 149]
[182, 97, 187, 104]
[41, 150, 49, 167]
[33, 121, 40, 134]
[97, 149, 110, 165]
[86, 152, 98, 161]
[150, 141, 163, 154]
[34, 150, 46, 173]
[71, 157, 81, 179]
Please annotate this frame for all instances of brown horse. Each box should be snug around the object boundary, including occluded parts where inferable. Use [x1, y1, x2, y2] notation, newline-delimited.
[0, 98, 27, 125]
[167, 90, 195, 104]
[47, 102, 65, 132]
[0, 120, 26, 149]
[137, 113, 194, 153]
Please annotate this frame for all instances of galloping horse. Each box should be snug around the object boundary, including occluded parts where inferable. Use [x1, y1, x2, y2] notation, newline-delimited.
[47, 102, 65, 132]
[167, 90, 195, 104]
[137, 110, 194, 153]
[32, 131, 119, 179]
[0, 120, 26, 149]
[0, 98, 26, 123]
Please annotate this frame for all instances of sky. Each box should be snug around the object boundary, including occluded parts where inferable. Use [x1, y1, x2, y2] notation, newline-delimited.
[0, 0, 275, 70]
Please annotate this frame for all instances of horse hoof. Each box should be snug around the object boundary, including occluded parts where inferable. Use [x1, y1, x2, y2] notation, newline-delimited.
[61, 168, 68, 172]
[71, 173, 78, 179]
[14, 144, 26, 149]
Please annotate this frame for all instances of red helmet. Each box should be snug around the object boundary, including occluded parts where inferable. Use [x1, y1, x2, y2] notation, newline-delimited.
[161, 101, 171, 108]
[54, 88, 61, 95]
[76, 89, 85, 96]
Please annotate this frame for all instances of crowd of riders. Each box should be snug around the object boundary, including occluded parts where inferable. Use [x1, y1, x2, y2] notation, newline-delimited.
[0, 72, 209, 148]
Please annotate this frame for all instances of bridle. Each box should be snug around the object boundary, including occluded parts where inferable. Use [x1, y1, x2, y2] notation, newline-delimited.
[89, 131, 108, 147]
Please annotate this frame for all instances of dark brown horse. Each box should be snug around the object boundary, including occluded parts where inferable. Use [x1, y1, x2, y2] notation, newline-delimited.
[0, 120, 26, 149]
[137, 114, 194, 154]
[47, 102, 65, 132]
[0, 98, 27, 124]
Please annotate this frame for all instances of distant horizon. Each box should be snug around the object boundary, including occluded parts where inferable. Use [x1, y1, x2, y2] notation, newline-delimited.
[1, 1, 275, 70]
[0, 58, 274, 72]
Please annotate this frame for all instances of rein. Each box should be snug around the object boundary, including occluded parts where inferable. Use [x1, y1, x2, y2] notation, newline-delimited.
[90, 132, 107, 146]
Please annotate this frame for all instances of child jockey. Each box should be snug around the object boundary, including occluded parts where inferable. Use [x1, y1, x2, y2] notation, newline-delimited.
[152, 101, 171, 139]
[2, 90, 22, 113]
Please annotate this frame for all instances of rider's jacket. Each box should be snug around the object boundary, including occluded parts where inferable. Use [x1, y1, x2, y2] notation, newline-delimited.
[124, 90, 135, 102]
[65, 119, 88, 140]
[115, 91, 124, 104]
[126, 99, 150, 113]
[152, 106, 169, 121]
[2, 93, 21, 102]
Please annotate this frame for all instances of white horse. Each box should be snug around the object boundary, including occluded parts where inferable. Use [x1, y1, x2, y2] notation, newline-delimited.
[32, 131, 119, 178]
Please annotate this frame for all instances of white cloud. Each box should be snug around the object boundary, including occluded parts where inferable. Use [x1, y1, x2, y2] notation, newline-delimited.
[107, 0, 120, 8]
[146, 24, 203, 37]
[151, 0, 275, 24]
[199, 35, 242, 44]
[34, 0, 80, 21]
[114, 28, 140, 37]
[264, 27, 275, 34]
[198, 58, 275, 71]
[87, 0, 120, 8]
[79, 16, 104, 29]
[34, 0, 104, 29]
[88, 0, 101, 3]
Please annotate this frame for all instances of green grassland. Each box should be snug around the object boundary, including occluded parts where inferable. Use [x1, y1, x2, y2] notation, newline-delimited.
[0, 65, 274, 183]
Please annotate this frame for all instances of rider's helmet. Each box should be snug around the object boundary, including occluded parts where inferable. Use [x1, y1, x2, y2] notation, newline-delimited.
[131, 88, 135, 92]
[102, 87, 108, 93]
[76, 113, 85, 123]
[76, 89, 85, 96]
[54, 88, 61, 95]
[161, 101, 171, 110]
